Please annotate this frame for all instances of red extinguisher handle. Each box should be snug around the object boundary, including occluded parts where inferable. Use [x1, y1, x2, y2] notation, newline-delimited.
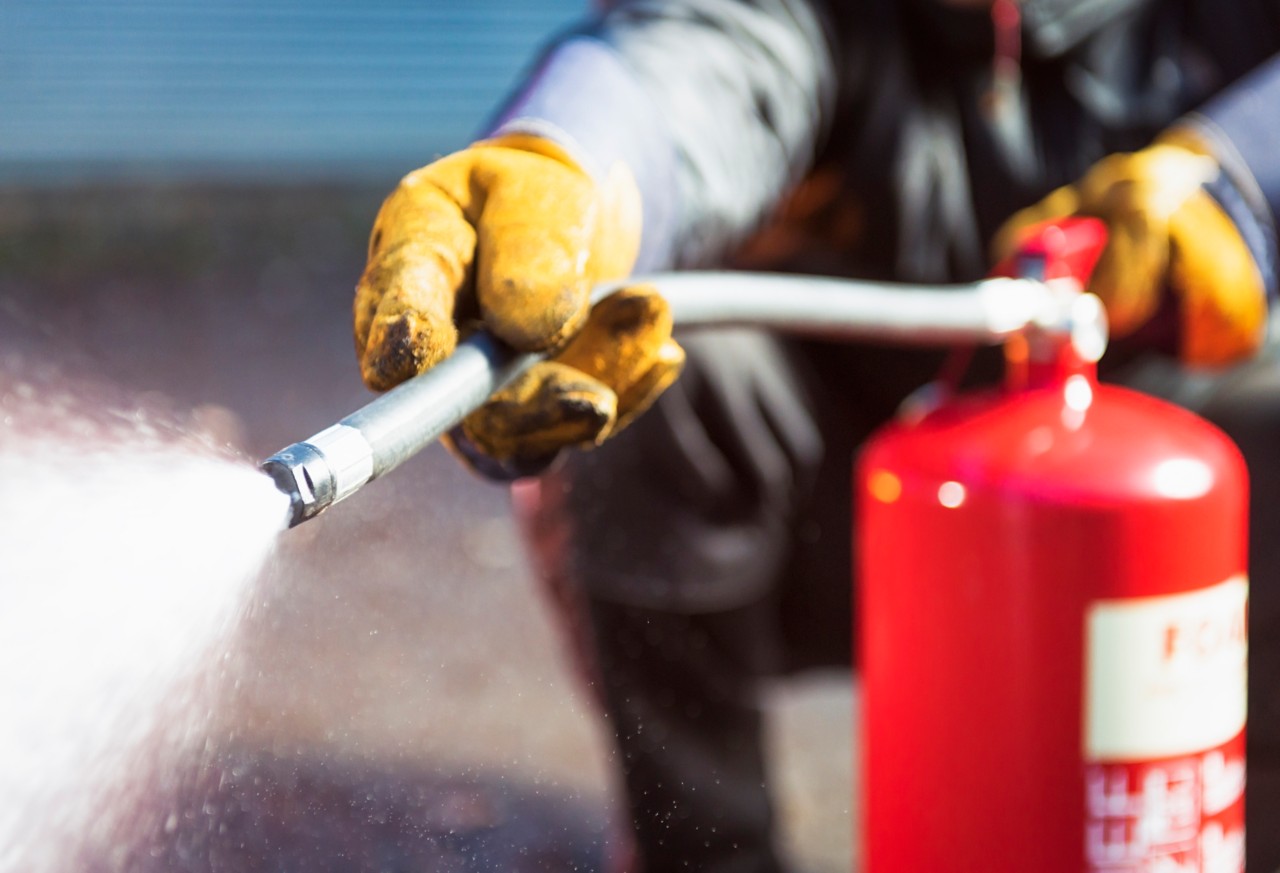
[987, 216, 1110, 389]
[990, 216, 1109, 286]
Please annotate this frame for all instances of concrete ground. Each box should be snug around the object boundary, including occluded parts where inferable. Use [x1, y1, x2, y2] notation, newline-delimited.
[0, 184, 856, 873]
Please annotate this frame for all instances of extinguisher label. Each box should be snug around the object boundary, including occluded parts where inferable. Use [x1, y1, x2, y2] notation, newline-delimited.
[1083, 575, 1247, 873]
[1085, 575, 1247, 760]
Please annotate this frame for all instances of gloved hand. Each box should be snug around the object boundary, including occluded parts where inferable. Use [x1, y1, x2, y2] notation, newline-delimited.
[992, 132, 1268, 366]
[353, 134, 684, 471]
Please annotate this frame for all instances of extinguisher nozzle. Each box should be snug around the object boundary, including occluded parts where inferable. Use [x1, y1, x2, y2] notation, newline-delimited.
[261, 442, 336, 528]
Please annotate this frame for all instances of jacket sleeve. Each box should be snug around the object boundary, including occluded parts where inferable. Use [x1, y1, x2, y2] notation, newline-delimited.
[1178, 54, 1280, 302]
[486, 0, 838, 271]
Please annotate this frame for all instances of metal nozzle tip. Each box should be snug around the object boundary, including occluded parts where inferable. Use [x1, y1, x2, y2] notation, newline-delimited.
[261, 442, 335, 528]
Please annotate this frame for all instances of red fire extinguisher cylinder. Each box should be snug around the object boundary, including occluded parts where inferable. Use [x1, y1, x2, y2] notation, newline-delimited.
[857, 218, 1249, 871]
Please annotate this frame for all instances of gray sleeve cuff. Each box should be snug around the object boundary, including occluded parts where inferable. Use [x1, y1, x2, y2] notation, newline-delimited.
[484, 1, 836, 271]
[484, 36, 680, 271]
[1180, 54, 1280, 299]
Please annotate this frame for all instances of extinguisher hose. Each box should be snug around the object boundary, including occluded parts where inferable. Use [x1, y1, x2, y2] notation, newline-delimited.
[263, 271, 1106, 528]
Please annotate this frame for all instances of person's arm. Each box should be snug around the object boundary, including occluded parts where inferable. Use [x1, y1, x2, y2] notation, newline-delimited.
[488, 0, 838, 270]
[1173, 54, 1280, 306]
[995, 55, 1280, 366]
[354, 2, 838, 477]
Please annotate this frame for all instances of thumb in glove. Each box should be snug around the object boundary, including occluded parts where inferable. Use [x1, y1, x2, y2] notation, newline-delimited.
[450, 284, 685, 475]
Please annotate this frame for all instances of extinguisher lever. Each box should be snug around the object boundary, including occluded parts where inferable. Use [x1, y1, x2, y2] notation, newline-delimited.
[999, 216, 1109, 285]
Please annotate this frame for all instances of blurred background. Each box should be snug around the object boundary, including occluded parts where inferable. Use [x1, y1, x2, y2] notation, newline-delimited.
[2, 1, 575, 180]
[0, 3, 853, 871]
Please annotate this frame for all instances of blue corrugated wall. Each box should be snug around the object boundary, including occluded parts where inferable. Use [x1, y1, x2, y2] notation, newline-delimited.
[0, 1, 585, 180]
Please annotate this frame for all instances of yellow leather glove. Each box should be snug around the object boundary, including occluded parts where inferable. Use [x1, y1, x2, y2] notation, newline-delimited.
[353, 135, 684, 468]
[992, 133, 1268, 366]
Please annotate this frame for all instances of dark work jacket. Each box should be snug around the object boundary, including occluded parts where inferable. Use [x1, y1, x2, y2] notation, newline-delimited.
[492, 0, 1280, 284]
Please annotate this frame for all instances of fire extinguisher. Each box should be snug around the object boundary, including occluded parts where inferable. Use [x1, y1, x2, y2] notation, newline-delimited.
[857, 218, 1249, 871]
[263, 213, 1249, 871]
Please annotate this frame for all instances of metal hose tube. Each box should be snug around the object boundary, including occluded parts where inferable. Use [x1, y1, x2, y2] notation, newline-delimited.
[263, 271, 1106, 527]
